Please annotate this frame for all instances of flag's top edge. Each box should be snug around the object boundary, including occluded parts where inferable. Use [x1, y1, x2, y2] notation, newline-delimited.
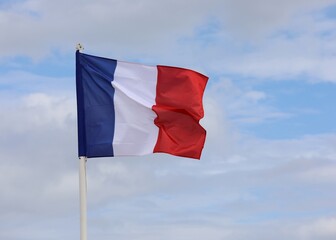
[78, 51, 208, 79]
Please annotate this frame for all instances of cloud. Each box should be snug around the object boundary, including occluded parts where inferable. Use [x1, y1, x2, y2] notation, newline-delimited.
[0, 93, 77, 214]
[2, 0, 336, 82]
[299, 218, 336, 239]
[204, 78, 291, 126]
[222, 15, 336, 82]
[1, 0, 335, 60]
[218, 0, 334, 37]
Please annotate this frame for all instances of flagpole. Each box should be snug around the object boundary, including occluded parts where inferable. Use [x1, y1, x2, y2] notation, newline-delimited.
[79, 156, 88, 240]
[76, 43, 87, 240]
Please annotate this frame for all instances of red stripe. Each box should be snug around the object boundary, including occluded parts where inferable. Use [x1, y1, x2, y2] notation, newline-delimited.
[152, 65, 208, 159]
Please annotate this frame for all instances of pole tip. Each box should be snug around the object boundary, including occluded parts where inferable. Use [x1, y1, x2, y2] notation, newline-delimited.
[76, 43, 84, 52]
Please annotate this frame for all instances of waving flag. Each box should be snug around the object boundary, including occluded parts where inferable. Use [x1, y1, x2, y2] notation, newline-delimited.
[76, 51, 208, 159]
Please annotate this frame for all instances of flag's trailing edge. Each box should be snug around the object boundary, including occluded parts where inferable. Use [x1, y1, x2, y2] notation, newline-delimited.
[76, 51, 208, 159]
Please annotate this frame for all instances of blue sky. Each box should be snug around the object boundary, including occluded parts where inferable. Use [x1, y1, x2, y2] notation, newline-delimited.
[1, 1, 336, 240]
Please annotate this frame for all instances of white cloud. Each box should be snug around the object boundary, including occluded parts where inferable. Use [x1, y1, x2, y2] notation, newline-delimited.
[1, 0, 336, 82]
[174, 1, 336, 82]
[221, 18, 336, 82]
[218, 0, 334, 37]
[298, 218, 336, 239]
[0, 0, 335, 61]
[0, 93, 77, 220]
[0, 92, 75, 134]
[204, 78, 290, 125]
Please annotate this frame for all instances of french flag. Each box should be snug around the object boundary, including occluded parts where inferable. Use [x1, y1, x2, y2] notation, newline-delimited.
[76, 51, 208, 159]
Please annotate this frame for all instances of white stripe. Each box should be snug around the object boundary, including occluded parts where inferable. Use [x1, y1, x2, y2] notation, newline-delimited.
[112, 61, 159, 156]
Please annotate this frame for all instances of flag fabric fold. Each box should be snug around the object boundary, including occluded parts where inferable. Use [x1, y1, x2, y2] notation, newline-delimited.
[76, 51, 208, 159]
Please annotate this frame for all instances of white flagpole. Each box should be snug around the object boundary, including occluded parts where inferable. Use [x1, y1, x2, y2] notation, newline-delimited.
[79, 156, 88, 240]
[76, 43, 87, 240]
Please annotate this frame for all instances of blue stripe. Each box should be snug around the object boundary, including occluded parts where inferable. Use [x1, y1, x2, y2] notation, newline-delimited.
[76, 51, 87, 157]
[76, 52, 117, 158]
